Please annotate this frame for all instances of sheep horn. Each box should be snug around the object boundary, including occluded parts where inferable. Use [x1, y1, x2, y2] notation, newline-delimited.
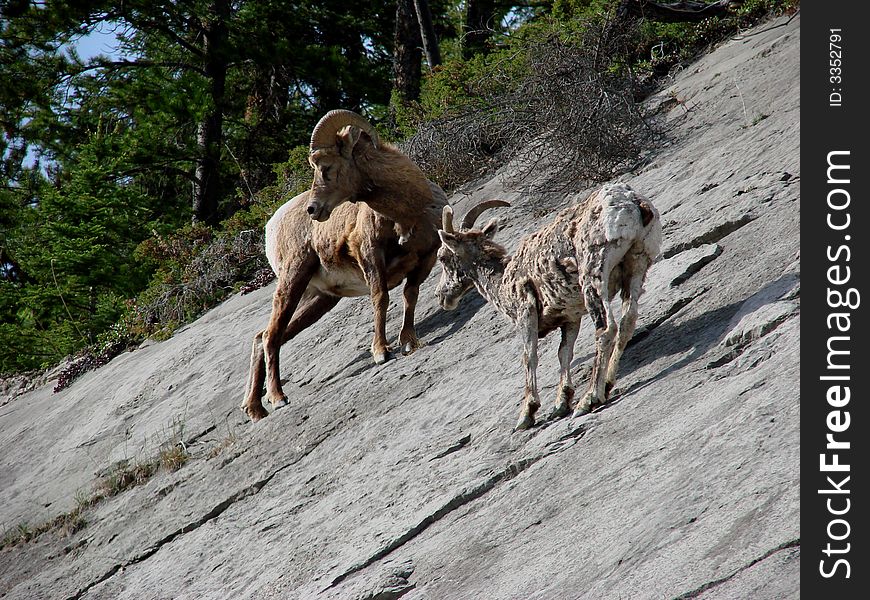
[442, 205, 455, 233]
[310, 110, 380, 153]
[461, 200, 511, 230]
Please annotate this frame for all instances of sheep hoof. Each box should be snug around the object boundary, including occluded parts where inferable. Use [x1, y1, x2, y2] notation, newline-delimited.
[401, 339, 425, 355]
[513, 414, 535, 432]
[549, 402, 571, 420]
[372, 350, 391, 365]
[242, 403, 269, 423]
[269, 396, 289, 410]
[573, 395, 594, 418]
[550, 387, 574, 419]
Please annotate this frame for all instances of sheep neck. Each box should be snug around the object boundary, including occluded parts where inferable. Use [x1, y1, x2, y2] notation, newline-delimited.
[469, 253, 514, 317]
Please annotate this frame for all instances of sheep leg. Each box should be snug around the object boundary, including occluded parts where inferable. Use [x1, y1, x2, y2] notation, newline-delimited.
[605, 255, 650, 396]
[602, 294, 636, 399]
[361, 250, 391, 364]
[262, 254, 319, 410]
[241, 291, 342, 422]
[575, 289, 617, 416]
[398, 253, 436, 354]
[514, 300, 541, 431]
[575, 246, 621, 417]
[550, 321, 580, 419]
[242, 329, 269, 422]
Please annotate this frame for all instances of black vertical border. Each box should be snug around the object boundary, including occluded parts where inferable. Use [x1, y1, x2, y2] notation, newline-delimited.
[801, 2, 869, 597]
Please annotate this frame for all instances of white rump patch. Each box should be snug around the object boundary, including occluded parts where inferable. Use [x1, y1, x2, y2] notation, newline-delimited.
[599, 183, 645, 243]
[265, 193, 307, 275]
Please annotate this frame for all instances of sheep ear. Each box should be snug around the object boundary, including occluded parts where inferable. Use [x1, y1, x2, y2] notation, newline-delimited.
[481, 218, 499, 239]
[336, 126, 362, 158]
[438, 230, 462, 254]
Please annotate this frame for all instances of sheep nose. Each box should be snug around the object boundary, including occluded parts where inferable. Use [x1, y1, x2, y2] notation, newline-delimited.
[306, 203, 317, 215]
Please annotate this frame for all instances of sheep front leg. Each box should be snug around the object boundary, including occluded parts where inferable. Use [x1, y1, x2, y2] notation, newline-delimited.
[262, 253, 319, 411]
[362, 251, 391, 364]
[551, 322, 580, 419]
[242, 291, 341, 422]
[605, 294, 638, 398]
[514, 301, 541, 431]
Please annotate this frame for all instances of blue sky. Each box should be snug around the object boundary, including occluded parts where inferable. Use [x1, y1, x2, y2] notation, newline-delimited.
[70, 21, 123, 61]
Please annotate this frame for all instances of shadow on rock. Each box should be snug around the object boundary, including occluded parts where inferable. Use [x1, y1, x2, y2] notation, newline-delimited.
[415, 292, 488, 345]
[616, 274, 799, 398]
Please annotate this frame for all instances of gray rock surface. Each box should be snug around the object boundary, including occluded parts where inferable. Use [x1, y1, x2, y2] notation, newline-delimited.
[0, 14, 800, 600]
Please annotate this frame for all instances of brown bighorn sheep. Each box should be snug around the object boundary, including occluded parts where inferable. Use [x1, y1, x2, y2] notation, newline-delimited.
[243, 110, 448, 422]
[436, 183, 661, 431]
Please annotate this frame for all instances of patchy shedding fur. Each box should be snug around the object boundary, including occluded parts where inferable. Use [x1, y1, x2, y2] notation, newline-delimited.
[243, 111, 448, 422]
[436, 183, 661, 431]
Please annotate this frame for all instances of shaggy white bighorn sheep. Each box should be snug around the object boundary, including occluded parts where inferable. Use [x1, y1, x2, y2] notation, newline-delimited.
[435, 183, 661, 430]
[243, 110, 448, 422]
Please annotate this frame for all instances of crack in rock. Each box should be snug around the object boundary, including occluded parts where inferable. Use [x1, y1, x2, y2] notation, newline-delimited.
[326, 458, 541, 590]
[361, 582, 416, 600]
[64, 469, 287, 600]
[64, 416, 351, 600]
[184, 423, 217, 447]
[670, 245, 723, 287]
[429, 435, 472, 461]
[327, 425, 589, 591]
[663, 215, 755, 259]
[706, 303, 798, 369]
[672, 538, 800, 599]
[356, 562, 417, 600]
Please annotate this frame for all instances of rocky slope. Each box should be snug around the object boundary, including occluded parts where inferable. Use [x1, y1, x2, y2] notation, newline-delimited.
[0, 13, 800, 600]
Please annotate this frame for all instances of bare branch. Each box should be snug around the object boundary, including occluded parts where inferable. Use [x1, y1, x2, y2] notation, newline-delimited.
[86, 58, 208, 78]
[402, 17, 654, 194]
[617, 0, 738, 23]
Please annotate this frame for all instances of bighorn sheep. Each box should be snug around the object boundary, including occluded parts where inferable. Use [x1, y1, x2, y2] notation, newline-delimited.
[243, 110, 448, 422]
[435, 183, 661, 430]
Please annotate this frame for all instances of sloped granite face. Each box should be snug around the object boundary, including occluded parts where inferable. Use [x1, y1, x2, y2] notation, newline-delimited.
[0, 14, 800, 600]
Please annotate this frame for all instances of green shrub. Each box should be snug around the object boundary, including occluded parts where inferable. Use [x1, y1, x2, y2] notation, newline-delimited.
[121, 145, 310, 341]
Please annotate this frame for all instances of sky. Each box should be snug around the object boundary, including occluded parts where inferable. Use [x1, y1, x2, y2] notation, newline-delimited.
[69, 21, 123, 61]
[14, 24, 124, 171]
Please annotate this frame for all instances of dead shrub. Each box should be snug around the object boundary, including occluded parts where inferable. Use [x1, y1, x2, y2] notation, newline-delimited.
[131, 228, 269, 337]
[402, 17, 653, 193]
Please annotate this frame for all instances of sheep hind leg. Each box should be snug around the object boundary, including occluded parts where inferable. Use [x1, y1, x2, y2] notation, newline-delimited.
[604, 255, 649, 397]
[574, 248, 622, 417]
[514, 301, 541, 432]
[550, 322, 580, 420]
[398, 283, 422, 355]
[242, 330, 269, 422]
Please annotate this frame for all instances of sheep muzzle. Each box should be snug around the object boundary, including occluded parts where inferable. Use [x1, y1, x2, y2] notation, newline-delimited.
[306, 200, 331, 222]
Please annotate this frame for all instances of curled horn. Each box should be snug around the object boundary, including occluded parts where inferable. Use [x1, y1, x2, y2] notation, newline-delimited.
[461, 199, 511, 230]
[442, 205, 455, 233]
[310, 110, 380, 153]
